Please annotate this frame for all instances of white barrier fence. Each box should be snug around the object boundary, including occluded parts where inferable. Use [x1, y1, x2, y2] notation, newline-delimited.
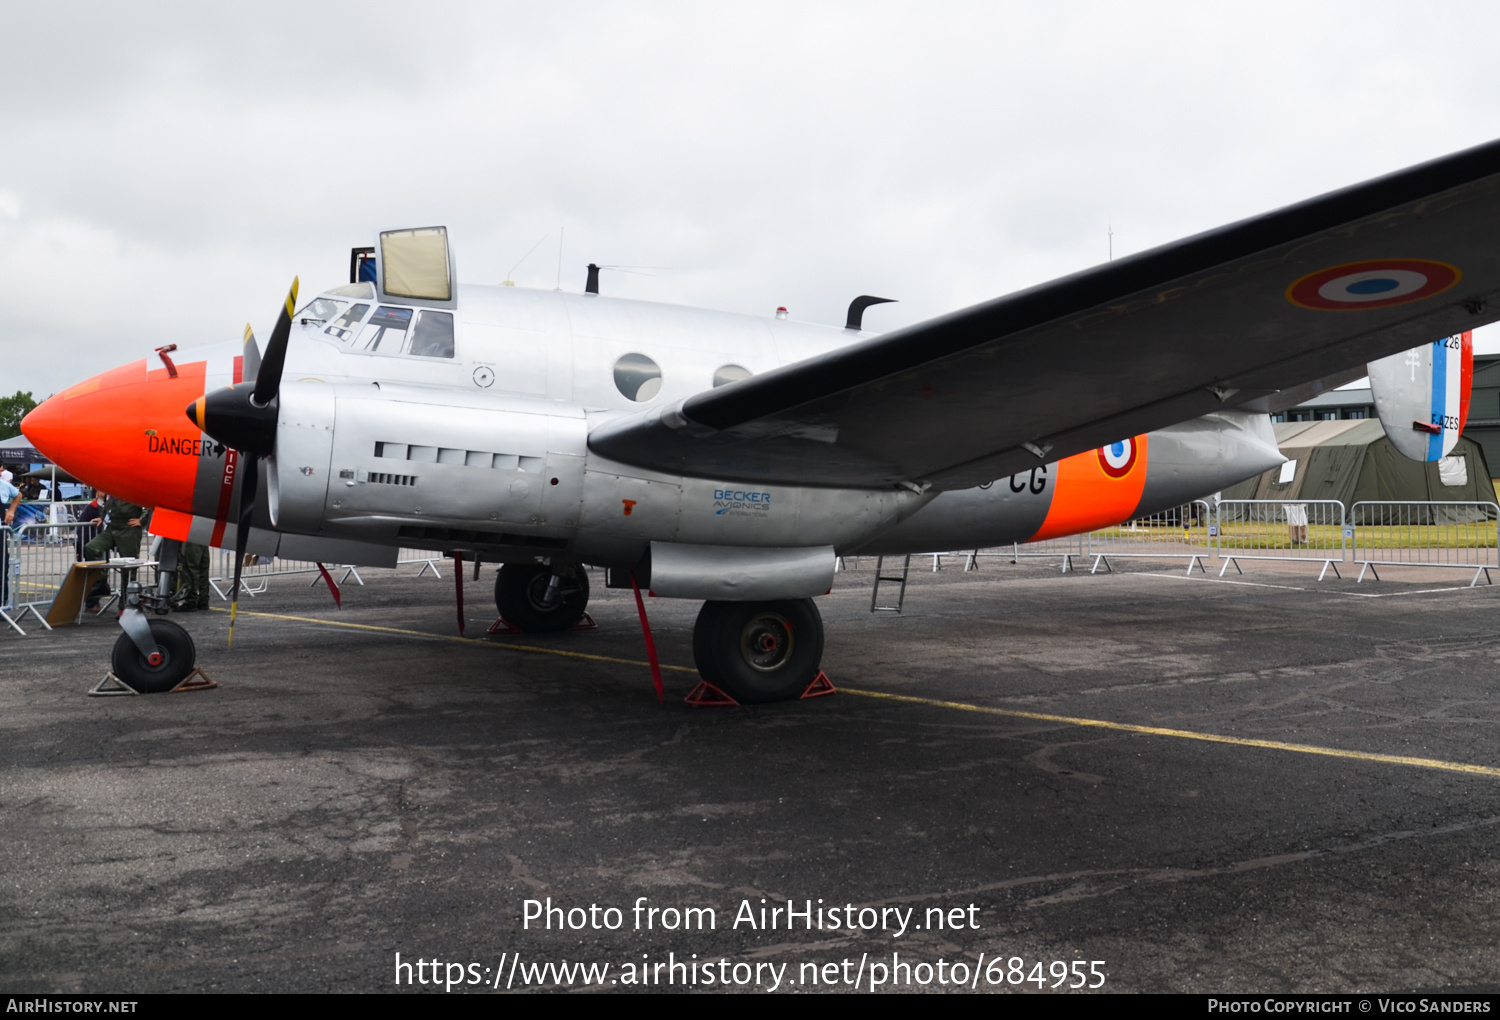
[1350, 501, 1499, 586]
[1085, 500, 1215, 575]
[207, 548, 365, 600]
[2, 520, 151, 634]
[1212, 499, 1348, 581]
[1009, 535, 1088, 573]
[8, 500, 1500, 636]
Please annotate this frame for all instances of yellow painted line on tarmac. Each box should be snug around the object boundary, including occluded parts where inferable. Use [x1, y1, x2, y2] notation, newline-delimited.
[837, 687, 1500, 778]
[214, 608, 1500, 777]
[209, 607, 699, 672]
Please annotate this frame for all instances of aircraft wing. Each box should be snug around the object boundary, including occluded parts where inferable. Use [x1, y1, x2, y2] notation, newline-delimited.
[588, 138, 1500, 491]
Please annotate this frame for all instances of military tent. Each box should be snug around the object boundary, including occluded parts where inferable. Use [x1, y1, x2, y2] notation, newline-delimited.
[1220, 419, 1497, 519]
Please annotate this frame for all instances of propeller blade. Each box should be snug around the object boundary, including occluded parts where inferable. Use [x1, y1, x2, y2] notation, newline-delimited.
[251, 278, 298, 407]
[227, 458, 259, 649]
[242, 323, 261, 383]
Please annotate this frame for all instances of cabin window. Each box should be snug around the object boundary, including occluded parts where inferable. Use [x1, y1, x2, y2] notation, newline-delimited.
[409, 310, 455, 358]
[296, 297, 345, 326]
[713, 364, 751, 387]
[614, 353, 662, 401]
[325, 303, 371, 343]
[356, 306, 414, 352]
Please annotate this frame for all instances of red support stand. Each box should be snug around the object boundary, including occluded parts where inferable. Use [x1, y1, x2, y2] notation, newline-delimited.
[453, 552, 465, 636]
[315, 562, 342, 609]
[631, 574, 664, 704]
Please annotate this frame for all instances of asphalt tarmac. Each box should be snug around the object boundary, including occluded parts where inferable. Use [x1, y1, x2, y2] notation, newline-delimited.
[3, 553, 1500, 994]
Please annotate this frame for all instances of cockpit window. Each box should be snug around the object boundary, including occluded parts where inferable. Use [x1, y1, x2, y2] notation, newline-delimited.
[355, 306, 412, 351]
[296, 297, 345, 326]
[408, 310, 455, 358]
[324, 303, 371, 343]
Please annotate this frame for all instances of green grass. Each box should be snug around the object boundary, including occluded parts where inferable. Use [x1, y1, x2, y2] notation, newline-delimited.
[1088, 521, 1497, 550]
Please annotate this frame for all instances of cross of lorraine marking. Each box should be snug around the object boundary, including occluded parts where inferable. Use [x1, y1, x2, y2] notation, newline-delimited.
[1405, 349, 1423, 381]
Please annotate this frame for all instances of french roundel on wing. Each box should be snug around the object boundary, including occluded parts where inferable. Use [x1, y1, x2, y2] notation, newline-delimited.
[1286, 259, 1461, 311]
[1097, 438, 1137, 478]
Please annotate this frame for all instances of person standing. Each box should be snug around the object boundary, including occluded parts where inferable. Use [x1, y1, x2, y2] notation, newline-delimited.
[83, 494, 151, 612]
[174, 542, 211, 611]
[0, 469, 20, 609]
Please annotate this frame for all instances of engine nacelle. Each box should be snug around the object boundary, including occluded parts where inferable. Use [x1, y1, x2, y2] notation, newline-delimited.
[268, 381, 336, 532]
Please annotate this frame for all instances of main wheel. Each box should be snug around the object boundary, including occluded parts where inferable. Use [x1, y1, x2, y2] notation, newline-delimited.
[111, 618, 196, 694]
[495, 563, 591, 632]
[692, 598, 824, 704]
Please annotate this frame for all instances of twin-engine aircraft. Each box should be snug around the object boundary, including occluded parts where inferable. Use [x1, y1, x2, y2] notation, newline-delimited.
[22, 139, 1500, 701]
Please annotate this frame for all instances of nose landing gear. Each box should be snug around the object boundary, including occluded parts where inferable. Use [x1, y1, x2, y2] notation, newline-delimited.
[109, 583, 199, 693]
[691, 598, 825, 704]
[495, 563, 592, 632]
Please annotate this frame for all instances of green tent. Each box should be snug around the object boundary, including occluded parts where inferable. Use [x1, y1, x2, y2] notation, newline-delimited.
[1220, 419, 1497, 520]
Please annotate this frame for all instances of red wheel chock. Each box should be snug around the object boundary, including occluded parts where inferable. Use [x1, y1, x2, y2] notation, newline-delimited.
[170, 667, 218, 693]
[486, 612, 598, 636]
[684, 670, 836, 708]
[685, 681, 739, 707]
[800, 670, 836, 699]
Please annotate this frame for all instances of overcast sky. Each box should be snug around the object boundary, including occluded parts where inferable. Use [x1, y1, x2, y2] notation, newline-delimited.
[4, 1, 1500, 400]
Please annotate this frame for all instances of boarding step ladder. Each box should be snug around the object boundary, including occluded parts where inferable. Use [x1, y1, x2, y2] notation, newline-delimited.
[870, 555, 911, 613]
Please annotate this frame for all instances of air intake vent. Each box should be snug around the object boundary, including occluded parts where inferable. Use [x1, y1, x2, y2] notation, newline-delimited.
[369, 473, 418, 486]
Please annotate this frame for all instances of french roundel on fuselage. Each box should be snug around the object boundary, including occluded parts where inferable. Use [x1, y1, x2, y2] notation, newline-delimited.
[1027, 435, 1149, 542]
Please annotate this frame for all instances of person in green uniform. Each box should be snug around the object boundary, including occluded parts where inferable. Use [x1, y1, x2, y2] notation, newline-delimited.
[83, 494, 151, 611]
[173, 542, 211, 611]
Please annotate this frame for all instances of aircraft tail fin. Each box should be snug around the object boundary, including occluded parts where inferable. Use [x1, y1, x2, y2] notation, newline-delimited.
[1367, 331, 1472, 462]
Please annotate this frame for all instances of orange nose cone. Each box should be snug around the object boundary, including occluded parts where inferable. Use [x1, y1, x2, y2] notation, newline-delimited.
[23, 357, 209, 513]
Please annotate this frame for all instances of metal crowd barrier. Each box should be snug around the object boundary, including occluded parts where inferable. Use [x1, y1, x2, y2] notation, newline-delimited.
[1350, 501, 1499, 586]
[1008, 535, 1089, 573]
[1085, 500, 1215, 575]
[397, 549, 448, 578]
[3, 520, 147, 633]
[1, 527, 23, 635]
[208, 549, 364, 600]
[1212, 499, 1348, 580]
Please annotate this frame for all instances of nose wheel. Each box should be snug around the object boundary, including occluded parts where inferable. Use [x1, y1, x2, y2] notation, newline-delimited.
[110, 617, 197, 693]
[692, 598, 825, 704]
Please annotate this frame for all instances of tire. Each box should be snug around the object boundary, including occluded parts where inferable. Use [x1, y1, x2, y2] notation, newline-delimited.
[111, 618, 196, 694]
[495, 563, 590, 632]
[692, 598, 824, 704]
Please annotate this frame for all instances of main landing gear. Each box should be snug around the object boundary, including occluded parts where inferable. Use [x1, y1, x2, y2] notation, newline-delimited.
[493, 565, 827, 704]
[692, 598, 825, 704]
[495, 563, 591, 632]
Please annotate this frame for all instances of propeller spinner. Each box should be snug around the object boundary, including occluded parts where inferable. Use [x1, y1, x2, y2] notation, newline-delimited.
[186, 278, 298, 646]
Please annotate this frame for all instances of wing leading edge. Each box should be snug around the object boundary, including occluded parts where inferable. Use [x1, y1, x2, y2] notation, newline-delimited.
[589, 138, 1500, 490]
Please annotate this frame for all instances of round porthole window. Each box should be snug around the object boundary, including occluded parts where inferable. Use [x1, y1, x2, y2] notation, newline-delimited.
[712, 364, 752, 387]
[614, 353, 662, 401]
